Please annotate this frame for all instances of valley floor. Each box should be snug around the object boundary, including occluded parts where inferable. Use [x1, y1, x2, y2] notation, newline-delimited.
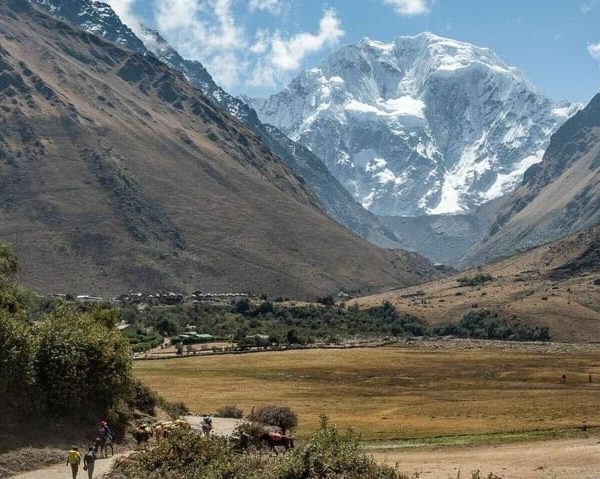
[135, 342, 600, 441]
[374, 437, 600, 478]
[10, 453, 126, 479]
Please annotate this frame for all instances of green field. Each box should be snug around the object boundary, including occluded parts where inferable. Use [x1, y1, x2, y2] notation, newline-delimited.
[134, 344, 600, 441]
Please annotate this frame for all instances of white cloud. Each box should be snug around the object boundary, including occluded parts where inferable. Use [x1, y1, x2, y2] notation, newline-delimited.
[152, 2, 343, 90]
[249, 9, 344, 86]
[384, 0, 431, 16]
[269, 9, 344, 71]
[154, 0, 247, 87]
[104, 0, 141, 33]
[581, 0, 599, 14]
[589, 42, 600, 62]
[249, 0, 286, 14]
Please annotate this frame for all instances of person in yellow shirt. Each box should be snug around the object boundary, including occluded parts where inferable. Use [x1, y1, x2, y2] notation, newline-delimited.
[66, 446, 81, 479]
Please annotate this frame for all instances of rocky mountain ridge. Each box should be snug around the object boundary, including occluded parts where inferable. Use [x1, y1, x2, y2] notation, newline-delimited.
[467, 93, 600, 265]
[253, 34, 578, 216]
[29, 0, 402, 248]
[0, 0, 436, 297]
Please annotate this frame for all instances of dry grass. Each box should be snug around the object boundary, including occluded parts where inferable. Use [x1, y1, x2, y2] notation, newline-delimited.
[134, 345, 600, 441]
[352, 226, 600, 342]
[0, 447, 64, 478]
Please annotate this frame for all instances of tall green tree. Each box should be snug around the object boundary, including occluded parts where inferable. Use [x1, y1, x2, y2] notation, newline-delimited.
[0, 242, 18, 278]
[0, 312, 35, 414]
[0, 241, 29, 314]
[34, 307, 133, 417]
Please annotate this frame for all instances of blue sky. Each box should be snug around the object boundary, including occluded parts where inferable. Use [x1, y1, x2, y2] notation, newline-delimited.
[108, 0, 600, 103]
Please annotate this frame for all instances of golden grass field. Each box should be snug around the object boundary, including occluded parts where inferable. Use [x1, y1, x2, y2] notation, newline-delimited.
[135, 344, 600, 441]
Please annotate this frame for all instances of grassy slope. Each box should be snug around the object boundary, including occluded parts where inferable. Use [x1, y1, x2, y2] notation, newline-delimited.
[353, 226, 600, 342]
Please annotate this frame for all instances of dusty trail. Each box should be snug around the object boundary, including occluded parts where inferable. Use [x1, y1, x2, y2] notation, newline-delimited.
[184, 416, 242, 436]
[374, 437, 600, 478]
[11, 453, 126, 479]
[9, 417, 238, 479]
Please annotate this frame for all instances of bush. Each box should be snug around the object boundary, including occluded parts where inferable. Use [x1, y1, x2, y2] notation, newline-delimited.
[126, 329, 163, 352]
[107, 421, 401, 479]
[0, 282, 31, 315]
[235, 298, 251, 315]
[156, 317, 179, 337]
[0, 242, 18, 278]
[234, 420, 268, 440]
[159, 399, 189, 419]
[457, 273, 494, 287]
[272, 419, 398, 479]
[317, 295, 335, 306]
[366, 301, 428, 337]
[249, 405, 298, 434]
[113, 297, 431, 346]
[255, 301, 274, 315]
[108, 430, 266, 479]
[216, 404, 244, 418]
[0, 242, 159, 442]
[286, 329, 303, 345]
[434, 310, 550, 342]
[131, 380, 159, 416]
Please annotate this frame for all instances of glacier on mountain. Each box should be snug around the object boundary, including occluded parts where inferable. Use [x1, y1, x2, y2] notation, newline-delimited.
[252, 33, 580, 216]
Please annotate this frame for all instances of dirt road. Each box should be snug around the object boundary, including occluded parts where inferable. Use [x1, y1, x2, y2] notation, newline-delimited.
[373, 437, 600, 478]
[8, 417, 239, 479]
[184, 416, 242, 436]
[11, 453, 126, 479]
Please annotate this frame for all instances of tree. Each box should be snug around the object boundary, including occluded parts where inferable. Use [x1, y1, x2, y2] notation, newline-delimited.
[286, 329, 302, 345]
[0, 281, 30, 314]
[130, 380, 159, 416]
[156, 317, 179, 337]
[34, 307, 133, 416]
[234, 298, 251, 315]
[0, 312, 35, 414]
[317, 295, 335, 306]
[249, 405, 298, 434]
[0, 242, 18, 279]
[0, 241, 29, 314]
[255, 301, 274, 315]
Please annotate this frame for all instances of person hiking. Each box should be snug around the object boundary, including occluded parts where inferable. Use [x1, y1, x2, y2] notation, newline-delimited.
[201, 414, 213, 436]
[83, 446, 96, 479]
[66, 446, 81, 479]
[99, 420, 114, 442]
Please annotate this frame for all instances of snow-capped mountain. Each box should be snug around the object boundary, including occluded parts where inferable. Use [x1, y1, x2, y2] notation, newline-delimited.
[31, 0, 147, 53]
[29, 0, 405, 248]
[252, 34, 579, 216]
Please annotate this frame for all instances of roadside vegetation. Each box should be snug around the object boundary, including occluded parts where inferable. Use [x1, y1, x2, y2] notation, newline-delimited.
[107, 419, 400, 479]
[0, 242, 176, 455]
[216, 405, 244, 419]
[248, 405, 298, 435]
